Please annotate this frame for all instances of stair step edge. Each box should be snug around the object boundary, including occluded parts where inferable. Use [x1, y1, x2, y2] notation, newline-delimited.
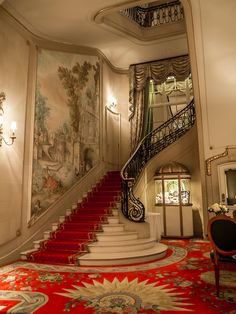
[88, 237, 156, 247]
[101, 223, 124, 227]
[33, 239, 45, 244]
[59, 216, 66, 223]
[78, 243, 168, 260]
[20, 248, 38, 259]
[96, 231, 138, 236]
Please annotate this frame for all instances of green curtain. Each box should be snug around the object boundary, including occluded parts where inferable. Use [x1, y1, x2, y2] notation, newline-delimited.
[146, 80, 155, 135]
[142, 79, 155, 137]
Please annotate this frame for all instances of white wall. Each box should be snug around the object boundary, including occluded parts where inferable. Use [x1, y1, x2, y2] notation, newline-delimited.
[0, 10, 29, 245]
[189, 0, 236, 159]
[180, 0, 236, 232]
[102, 61, 130, 169]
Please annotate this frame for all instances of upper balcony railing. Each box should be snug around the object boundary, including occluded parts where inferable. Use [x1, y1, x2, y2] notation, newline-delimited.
[120, 99, 195, 222]
[120, 1, 184, 28]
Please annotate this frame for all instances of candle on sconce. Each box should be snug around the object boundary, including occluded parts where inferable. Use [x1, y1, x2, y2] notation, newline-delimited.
[0, 93, 17, 146]
[11, 121, 17, 134]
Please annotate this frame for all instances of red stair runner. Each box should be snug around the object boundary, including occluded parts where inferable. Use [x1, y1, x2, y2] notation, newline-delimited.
[28, 171, 121, 265]
[61, 222, 102, 231]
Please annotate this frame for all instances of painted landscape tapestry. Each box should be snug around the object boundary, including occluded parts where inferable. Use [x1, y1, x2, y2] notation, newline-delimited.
[31, 49, 100, 220]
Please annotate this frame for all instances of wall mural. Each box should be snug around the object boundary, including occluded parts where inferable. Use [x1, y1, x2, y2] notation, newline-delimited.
[30, 49, 100, 221]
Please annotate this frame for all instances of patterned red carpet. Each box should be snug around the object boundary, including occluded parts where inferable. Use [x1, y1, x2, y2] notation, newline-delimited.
[0, 239, 235, 313]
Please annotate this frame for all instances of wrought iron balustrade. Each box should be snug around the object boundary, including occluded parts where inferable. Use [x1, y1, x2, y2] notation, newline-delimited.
[120, 99, 195, 222]
[120, 1, 184, 28]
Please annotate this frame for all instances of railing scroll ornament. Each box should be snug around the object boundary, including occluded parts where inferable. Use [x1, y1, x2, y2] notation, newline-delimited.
[120, 99, 195, 222]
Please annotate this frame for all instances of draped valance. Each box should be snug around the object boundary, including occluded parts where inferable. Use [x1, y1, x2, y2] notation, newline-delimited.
[129, 55, 191, 151]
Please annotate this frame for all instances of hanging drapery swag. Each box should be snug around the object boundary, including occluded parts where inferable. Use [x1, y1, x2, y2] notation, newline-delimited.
[129, 55, 191, 152]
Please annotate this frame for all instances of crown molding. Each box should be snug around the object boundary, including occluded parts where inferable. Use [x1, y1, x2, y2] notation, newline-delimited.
[0, 5, 129, 74]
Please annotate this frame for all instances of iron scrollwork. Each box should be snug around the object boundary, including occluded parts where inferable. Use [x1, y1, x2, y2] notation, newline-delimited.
[120, 1, 184, 28]
[121, 99, 195, 223]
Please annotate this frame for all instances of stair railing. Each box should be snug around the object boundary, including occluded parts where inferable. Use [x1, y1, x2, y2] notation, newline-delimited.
[120, 1, 184, 28]
[120, 99, 195, 222]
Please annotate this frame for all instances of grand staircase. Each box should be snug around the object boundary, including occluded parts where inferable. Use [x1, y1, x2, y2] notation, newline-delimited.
[21, 100, 196, 266]
[21, 171, 167, 266]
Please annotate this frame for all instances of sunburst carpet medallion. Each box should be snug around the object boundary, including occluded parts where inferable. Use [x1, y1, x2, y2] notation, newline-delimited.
[0, 240, 235, 313]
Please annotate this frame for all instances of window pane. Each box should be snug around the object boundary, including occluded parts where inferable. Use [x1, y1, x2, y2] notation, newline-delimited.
[155, 179, 163, 204]
[164, 179, 179, 204]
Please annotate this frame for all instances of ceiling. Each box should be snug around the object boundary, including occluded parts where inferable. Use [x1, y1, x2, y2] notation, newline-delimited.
[1, 0, 188, 70]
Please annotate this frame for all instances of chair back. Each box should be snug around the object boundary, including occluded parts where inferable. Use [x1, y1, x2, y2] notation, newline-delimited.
[207, 214, 236, 256]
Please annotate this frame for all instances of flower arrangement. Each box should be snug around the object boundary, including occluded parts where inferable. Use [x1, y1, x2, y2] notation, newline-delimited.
[208, 203, 229, 215]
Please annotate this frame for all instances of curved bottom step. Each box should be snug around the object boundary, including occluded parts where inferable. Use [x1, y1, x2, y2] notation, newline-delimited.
[77, 242, 168, 266]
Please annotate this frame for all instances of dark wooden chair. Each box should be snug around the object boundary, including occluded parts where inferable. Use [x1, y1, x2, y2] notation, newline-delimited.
[207, 214, 236, 296]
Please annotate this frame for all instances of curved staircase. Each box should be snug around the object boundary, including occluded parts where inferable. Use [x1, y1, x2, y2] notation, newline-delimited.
[21, 171, 167, 266]
[78, 206, 167, 266]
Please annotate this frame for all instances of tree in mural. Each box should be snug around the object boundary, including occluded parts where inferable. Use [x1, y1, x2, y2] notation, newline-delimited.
[31, 85, 51, 217]
[35, 84, 50, 143]
[58, 61, 97, 173]
[58, 61, 92, 133]
[33, 85, 51, 193]
[93, 62, 100, 95]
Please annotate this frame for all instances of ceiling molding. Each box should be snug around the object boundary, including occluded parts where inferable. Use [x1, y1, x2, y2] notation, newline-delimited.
[1, 0, 188, 70]
[93, 0, 186, 42]
[94, 0, 159, 23]
[104, 12, 185, 42]
[0, 6, 129, 73]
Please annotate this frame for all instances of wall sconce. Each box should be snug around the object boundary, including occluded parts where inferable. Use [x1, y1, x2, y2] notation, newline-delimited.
[107, 96, 117, 110]
[0, 92, 17, 147]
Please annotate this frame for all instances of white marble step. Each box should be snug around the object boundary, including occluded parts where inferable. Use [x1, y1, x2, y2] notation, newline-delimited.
[33, 239, 45, 249]
[72, 203, 78, 212]
[43, 230, 52, 240]
[66, 208, 72, 216]
[102, 223, 124, 232]
[20, 248, 38, 260]
[114, 202, 121, 210]
[111, 208, 119, 216]
[59, 216, 66, 223]
[96, 231, 138, 242]
[88, 237, 157, 253]
[78, 243, 168, 266]
[107, 217, 120, 224]
[52, 222, 60, 231]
